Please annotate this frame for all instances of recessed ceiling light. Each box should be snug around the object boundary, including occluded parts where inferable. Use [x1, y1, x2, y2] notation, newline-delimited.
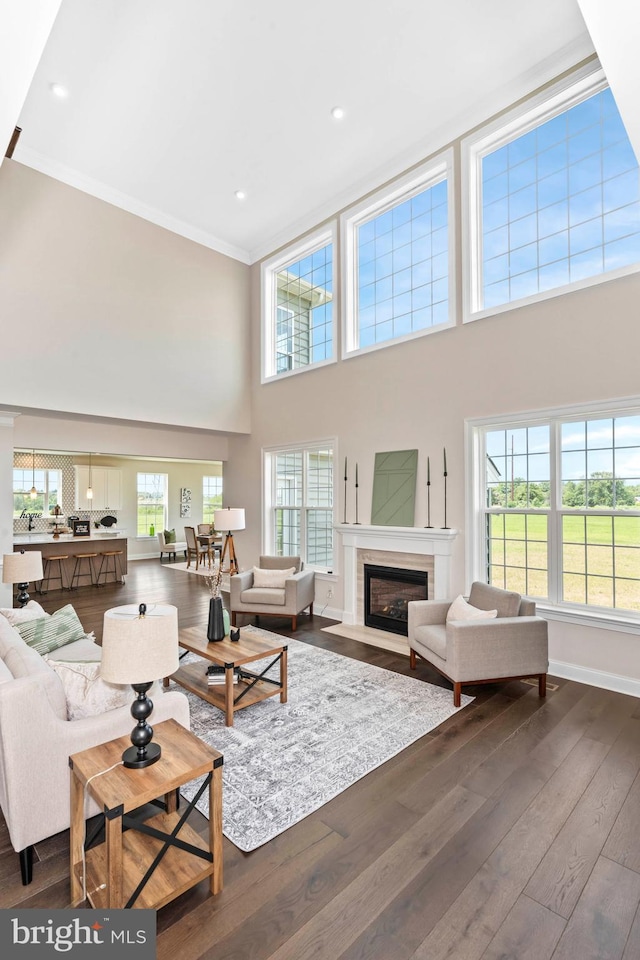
[49, 82, 68, 98]
[331, 106, 345, 120]
[234, 190, 246, 200]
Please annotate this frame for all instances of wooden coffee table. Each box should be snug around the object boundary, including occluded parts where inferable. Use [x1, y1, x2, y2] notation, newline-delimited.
[167, 626, 288, 726]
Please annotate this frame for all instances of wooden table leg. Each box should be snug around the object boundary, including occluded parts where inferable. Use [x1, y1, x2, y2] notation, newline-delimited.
[209, 761, 223, 894]
[105, 810, 124, 908]
[69, 769, 85, 906]
[280, 647, 288, 704]
[225, 666, 234, 726]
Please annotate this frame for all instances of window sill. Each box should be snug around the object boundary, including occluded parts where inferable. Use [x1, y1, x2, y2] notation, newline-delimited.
[537, 603, 640, 636]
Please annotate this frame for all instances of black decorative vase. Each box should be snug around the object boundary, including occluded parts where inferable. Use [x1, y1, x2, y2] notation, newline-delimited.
[207, 596, 226, 642]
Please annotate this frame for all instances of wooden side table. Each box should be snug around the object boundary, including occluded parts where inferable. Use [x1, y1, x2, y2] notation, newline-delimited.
[69, 718, 223, 909]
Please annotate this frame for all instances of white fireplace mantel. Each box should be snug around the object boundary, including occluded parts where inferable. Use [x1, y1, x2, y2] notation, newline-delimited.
[335, 523, 458, 626]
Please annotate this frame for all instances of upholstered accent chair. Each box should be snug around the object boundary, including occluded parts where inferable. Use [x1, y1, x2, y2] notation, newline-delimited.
[230, 556, 315, 630]
[157, 530, 187, 562]
[408, 581, 548, 706]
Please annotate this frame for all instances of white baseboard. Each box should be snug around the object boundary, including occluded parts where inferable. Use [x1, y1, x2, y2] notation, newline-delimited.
[315, 604, 343, 621]
[549, 659, 640, 699]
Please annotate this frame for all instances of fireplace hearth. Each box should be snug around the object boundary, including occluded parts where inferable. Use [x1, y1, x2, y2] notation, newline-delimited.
[364, 564, 428, 636]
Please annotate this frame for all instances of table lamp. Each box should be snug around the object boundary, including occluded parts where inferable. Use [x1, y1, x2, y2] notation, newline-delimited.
[101, 603, 179, 768]
[2, 550, 44, 607]
[213, 507, 245, 575]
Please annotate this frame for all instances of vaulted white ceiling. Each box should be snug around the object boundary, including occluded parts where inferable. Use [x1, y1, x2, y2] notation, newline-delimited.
[9, 1, 605, 263]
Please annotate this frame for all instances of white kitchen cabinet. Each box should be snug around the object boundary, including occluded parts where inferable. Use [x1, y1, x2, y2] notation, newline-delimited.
[74, 467, 123, 511]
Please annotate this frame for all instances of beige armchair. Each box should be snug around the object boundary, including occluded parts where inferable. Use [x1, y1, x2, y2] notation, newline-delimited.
[408, 581, 548, 706]
[230, 556, 315, 630]
[157, 530, 187, 562]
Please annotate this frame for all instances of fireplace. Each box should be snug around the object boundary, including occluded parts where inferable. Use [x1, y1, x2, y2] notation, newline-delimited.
[364, 564, 428, 636]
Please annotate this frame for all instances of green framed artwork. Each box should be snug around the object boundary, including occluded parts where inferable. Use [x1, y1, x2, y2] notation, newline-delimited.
[371, 449, 418, 526]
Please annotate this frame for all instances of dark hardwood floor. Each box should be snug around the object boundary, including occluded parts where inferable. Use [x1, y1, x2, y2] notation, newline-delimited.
[3, 559, 640, 959]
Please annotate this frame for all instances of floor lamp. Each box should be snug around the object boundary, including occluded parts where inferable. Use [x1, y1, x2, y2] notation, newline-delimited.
[2, 550, 44, 607]
[214, 508, 245, 575]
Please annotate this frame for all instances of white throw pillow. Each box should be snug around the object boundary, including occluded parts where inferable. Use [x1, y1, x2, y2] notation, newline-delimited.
[252, 566, 296, 589]
[446, 594, 498, 622]
[47, 659, 132, 720]
[0, 600, 50, 625]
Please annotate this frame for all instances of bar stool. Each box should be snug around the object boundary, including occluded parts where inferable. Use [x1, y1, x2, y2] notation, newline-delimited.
[38, 555, 70, 594]
[70, 553, 99, 589]
[97, 550, 125, 586]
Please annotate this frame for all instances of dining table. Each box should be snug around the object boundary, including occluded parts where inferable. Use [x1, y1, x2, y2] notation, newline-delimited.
[197, 533, 223, 567]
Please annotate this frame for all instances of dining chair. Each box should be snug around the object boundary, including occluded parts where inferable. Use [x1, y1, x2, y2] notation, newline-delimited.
[184, 526, 208, 569]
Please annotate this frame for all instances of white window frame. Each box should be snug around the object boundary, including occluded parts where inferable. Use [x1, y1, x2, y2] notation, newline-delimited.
[341, 149, 455, 359]
[136, 472, 168, 538]
[261, 224, 337, 383]
[263, 438, 336, 573]
[13, 467, 62, 517]
[462, 60, 640, 323]
[466, 397, 640, 634]
[202, 475, 223, 524]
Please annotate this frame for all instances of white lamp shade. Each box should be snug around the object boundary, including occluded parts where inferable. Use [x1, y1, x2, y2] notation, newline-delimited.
[214, 507, 245, 531]
[101, 604, 179, 685]
[2, 550, 44, 584]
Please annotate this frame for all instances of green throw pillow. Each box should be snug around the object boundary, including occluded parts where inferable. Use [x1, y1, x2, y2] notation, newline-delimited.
[164, 528, 176, 544]
[15, 604, 87, 656]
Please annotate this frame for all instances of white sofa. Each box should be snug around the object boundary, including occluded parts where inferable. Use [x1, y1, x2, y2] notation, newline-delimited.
[157, 530, 187, 562]
[0, 611, 190, 885]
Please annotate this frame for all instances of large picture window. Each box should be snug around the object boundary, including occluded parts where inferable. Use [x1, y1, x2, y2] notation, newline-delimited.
[262, 227, 336, 381]
[264, 443, 334, 571]
[473, 403, 640, 618]
[342, 152, 454, 356]
[136, 473, 167, 536]
[13, 468, 61, 518]
[202, 475, 223, 525]
[464, 63, 640, 319]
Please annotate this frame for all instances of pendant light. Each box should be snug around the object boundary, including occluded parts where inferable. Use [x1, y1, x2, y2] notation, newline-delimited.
[29, 449, 38, 499]
[86, 452, 94, 500]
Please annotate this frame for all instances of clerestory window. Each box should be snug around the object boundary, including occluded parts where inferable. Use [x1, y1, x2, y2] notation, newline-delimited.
[261, 227, 336, 381]
[463, 62, 640, 320]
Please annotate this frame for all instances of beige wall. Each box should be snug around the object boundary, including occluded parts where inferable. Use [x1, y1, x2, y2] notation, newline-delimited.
[0, 161, 251, 434]
[224, 177, 640, 689]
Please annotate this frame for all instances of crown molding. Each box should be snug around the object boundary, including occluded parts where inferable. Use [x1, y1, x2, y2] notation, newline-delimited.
[13, 147, 252, 265]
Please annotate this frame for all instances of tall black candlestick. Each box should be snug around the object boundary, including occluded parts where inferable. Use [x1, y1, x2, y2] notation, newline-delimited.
[442, 449, 449, 529]
[425, 455, 433, 528]
[354, 462, 361, 524]
[343, 456, 349, 524]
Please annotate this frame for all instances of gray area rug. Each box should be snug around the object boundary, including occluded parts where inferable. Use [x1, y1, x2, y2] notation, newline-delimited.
[174, 627, 472, 851]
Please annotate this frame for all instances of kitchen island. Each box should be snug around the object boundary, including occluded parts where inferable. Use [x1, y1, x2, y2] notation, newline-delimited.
[12, 533, 128, 589]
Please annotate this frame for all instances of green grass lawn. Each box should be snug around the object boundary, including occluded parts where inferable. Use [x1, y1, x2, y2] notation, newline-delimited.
[488, 511, 640, 610]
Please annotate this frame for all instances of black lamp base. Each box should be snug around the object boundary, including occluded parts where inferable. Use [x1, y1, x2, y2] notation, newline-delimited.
[122, 741, 161, 769]
[123, 681, 161, 768]
[16, 582, 30, 608]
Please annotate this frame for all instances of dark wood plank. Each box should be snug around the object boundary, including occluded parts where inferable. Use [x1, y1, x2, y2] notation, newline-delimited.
[602, 770, 640, 872]
[0, 559, 637, 960]
[524, 716, 640, 918]
[411, 737, 609, 960]
[551, 857, 640, 960]
[480, 895, 566, 960]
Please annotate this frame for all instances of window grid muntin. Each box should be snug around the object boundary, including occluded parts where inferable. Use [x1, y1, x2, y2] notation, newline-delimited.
[356, 177, 449, 347]
[479, 410, 640, 614]
[12, 468, 61, 518]
[202, 476, 223, 525]
[271, 240, 333, 377]
[478, 78, 640, 311]
[268, 445, 334, 570]
[136, 472, 167, 536]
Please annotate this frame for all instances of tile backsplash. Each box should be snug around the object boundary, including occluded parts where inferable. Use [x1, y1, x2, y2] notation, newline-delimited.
[13, 453, 118, 534]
